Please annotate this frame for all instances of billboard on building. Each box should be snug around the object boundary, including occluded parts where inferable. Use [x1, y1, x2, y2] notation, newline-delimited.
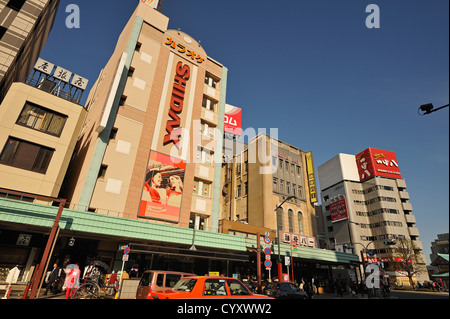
[224, 104, 242, 136]
[355, 148, 401, 182]
[306, 152, 318, 203]
[139, 0, 164, 11]
[330, 198, 348, 223]
[138, 151, 186, 223]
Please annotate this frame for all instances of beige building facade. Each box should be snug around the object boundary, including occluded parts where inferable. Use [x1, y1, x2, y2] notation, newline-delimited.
[318, 151, 430, 285]
[0, 76, 87, 198]
[220, 133, 319, 246]
[61, 3, 228, 232]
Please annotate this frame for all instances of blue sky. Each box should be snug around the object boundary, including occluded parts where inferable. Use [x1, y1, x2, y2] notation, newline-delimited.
[39, 0, 449, 264]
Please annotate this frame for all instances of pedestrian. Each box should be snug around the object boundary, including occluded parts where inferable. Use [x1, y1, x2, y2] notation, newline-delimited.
[44, 263, 60, 295]
[107, 271, 118, 296]
[65, 263, 81, 299]
[121, 269, 129, 280]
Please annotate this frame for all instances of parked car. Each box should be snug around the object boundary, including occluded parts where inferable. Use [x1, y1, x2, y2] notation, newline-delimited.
[152, 276, 274, 299]
[135, 270, 195, 299]
[264, 282, 308, 299]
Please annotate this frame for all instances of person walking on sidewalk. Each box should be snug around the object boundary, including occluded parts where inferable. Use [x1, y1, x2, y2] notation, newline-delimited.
[44, 263, 61, 295]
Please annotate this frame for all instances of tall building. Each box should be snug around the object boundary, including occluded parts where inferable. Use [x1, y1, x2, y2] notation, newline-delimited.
[0, 0, 60, 103]
[220, 133, 319, 247]
[318, 148, 429, 285]
[61, 2, 228, 232]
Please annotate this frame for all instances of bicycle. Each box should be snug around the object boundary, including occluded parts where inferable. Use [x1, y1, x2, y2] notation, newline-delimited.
[69, 279, 101, 299]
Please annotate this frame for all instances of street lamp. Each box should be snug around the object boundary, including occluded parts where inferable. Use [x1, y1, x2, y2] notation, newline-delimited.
[274, 195, 296, 282]
[418, 103, 449, 116]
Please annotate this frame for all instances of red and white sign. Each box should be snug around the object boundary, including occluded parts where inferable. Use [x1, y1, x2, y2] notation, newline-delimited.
[355, 148, 402, 182]
[280, 231, 316, 248]
[224, 104, 242, 135]
[365, 257, 412, 263]
[330, 198, 349, 223]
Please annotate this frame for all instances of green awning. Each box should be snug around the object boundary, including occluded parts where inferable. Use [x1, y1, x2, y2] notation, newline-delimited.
[431, 272, 449, 278]
[1, 197, 360, 265]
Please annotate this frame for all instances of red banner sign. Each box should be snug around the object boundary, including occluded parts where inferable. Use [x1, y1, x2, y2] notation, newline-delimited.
[356, 148, 402, 182]
[330, 199, 348, 223]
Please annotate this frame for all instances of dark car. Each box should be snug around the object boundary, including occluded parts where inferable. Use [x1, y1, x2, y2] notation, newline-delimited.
[264, 282, 308, 299]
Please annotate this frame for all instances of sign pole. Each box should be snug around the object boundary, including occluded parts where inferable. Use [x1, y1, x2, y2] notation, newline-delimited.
[256, 232, 261, 293]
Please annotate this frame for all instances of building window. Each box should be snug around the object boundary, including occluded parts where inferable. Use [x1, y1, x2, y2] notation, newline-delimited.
[135, 42, 142, 52]
[297, 165, 301, 175]
[0, 137, 54, 174]
[98, 165, 108, 179]
[0, 26, 7, 40]
[286, 182, 290, 195]
[119, 95, 127, 106]
[200, 120, 216, 139]
[6, 0, 26, 11]
[298, 185, 303, 198]
[196, 147, 213, 166]
[285, 161, 289, 171]
[293, 184, 296, 197]
[280, 180, 284, 192]
[109, 127, 118, 140]
[273, 178, 278, 192]
[276, 208, 284, 231]
[202, 96, 217, 112]
[244, 182, 248, 196]
[16, 102, 67, 137]
[189, 214, 206, 230]
[193, 179, 211, 198]
[236, 185, 241, 198]
[298, 212, 304, 235]
[279, 159, 283, 169]
[288, 209, 294, 233]
[204, 74, 218, 88]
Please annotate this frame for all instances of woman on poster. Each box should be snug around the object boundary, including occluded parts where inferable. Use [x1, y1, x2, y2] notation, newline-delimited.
[166, 175, 183, 207]
[144, 169, 167, 204]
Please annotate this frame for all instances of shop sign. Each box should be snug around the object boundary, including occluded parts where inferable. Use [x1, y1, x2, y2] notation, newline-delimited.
[356, 148, 402, 181]
[16, 234, 32, 246]
[165, 38, 204, 63]
[306, 152, 318, 203]
[163, 62, 191, 149]
[330, 198, 349, 223]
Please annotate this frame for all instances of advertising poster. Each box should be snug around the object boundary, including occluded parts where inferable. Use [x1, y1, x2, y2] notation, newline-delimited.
[330, 198, 349, 223]
[138, 151, 186, 222]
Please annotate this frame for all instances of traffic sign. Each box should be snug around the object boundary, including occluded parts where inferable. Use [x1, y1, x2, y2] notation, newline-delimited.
[264, 260, 272, 268]
[264, 237, 271, 245]
[264, 247, 272, 255]
[124, 247, 130, 255]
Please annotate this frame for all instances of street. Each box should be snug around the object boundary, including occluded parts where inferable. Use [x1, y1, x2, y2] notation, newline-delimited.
[390, 290, 449, 299]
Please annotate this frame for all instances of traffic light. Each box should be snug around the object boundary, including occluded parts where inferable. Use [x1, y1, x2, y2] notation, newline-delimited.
[383, 240, 396, 246]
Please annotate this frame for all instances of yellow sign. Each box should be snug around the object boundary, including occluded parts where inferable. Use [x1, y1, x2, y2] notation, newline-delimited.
[306, 152, 318, 203]
[208, 272, 220, 277]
